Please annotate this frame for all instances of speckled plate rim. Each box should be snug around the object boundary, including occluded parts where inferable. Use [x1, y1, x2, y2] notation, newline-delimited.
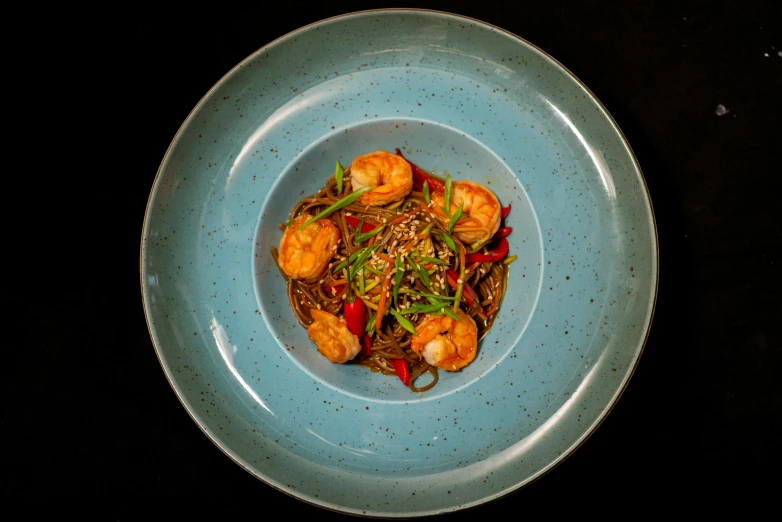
[140, 7, 659, 517]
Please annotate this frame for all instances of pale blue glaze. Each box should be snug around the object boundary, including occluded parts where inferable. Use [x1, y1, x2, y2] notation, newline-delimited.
[142, 9, 657, 517]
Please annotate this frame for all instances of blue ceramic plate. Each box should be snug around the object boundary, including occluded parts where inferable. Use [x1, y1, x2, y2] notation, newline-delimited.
[142, 9, 657, 517]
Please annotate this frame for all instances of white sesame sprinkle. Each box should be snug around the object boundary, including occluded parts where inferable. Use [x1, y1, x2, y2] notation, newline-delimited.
[425, 217, 431, 222]
[457, 279, 463, 284]
[316, 304, 321, 309]
[487, 295, 493, 300]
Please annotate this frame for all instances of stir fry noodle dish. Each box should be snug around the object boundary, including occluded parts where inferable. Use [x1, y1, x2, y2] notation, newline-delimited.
[271, 149, 516, 392]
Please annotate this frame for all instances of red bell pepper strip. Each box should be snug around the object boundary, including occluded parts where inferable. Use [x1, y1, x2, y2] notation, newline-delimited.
[390, 358, 410, 386]
[445, 268, 479, 309]
[495, 226, 512, 239]
[344, 215, 379, 233]
[395, 148, 445, 193]
[344, 296, 366, 338]
[464, 237, 510, 264]
[360, 334, 373, 359]
[501, 203, 511, 219]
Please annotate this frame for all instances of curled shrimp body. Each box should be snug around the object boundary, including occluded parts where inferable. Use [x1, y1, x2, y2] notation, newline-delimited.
[410, 311, 478, 371]
[278, 213, 340, 282]
[431, 180, 501, 244]
[350, 150, 413, 206]
[308, 309, 362, 363]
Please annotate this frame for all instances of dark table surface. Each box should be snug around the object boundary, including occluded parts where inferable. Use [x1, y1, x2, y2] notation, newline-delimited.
[12, 0, 780, 516]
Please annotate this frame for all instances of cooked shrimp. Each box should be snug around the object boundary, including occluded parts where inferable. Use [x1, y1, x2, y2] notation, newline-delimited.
[431, 180, 501, 244]
[308, 309, 362, 363]
[410, 311, 478, 371]
[350, 150, 413, 206]
[278, 213, 340, 282]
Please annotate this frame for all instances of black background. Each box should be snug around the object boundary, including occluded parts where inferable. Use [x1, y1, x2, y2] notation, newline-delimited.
[11, 0, 780, 517]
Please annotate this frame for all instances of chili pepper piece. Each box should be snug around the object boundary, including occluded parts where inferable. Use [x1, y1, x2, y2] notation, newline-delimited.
[345, 215, 379, 233]
[495, 226, 512, 239]
[390, 358, 411, 386]
[360, 334, 373, 359]
[395, 148, 445, 193]
[344, 296, 366, 337]
[464, 237, 510, 264]
[501, 203, 511, 219]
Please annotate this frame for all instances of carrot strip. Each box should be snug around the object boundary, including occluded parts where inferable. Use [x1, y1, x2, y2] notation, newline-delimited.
[376, 252, 394, 263]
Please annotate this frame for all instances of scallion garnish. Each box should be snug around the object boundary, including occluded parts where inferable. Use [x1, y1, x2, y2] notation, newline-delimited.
[354, 224, 386, 245]
[290, 187, 369, 230]
[448, 202, 464, 234]
[392, 253, 404, 306]
[390, 309, 417, 335]
[335, 160, 344, 193]
[443, 173, 452, 215]
[349, 245, 381, 282]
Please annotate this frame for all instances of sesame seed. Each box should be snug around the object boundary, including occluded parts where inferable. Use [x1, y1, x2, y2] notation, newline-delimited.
[457, 279, 463, 284]
[316, 304, 321, 309]
[487, 295, 493, 300]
